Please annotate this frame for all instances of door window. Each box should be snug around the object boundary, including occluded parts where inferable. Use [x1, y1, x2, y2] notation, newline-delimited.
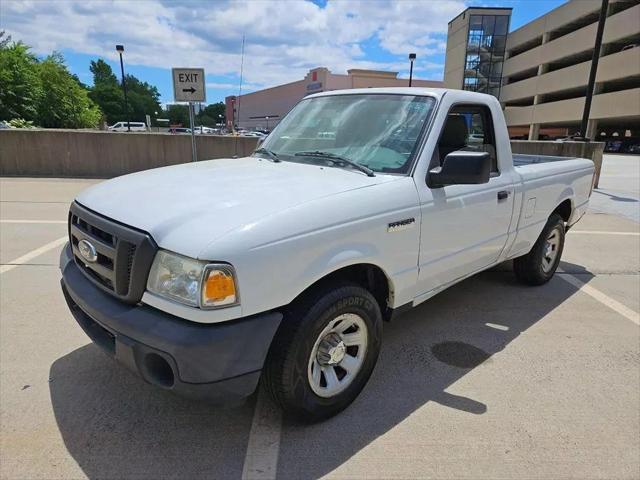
[434, 104, 499, 174]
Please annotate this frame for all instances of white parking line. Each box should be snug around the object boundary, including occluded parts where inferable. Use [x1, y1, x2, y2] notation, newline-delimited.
[558, 274, 640, 326]
[569, 230, 640, 236]
[0, 220, 67, 224]
[0, 236, 67, 274]
[241, 387, 283, 480]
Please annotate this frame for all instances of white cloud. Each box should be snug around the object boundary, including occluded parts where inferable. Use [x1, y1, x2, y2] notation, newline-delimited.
[2, 0, 466, 89]
[206, 82, 260, 92]
[206, 82, 240, 90]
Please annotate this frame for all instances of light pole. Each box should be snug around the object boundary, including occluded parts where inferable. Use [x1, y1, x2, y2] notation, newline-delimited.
[265, 116, 269, 132]
[115, 45, 130, 132]
[579, 0, 608, 140]
[408, 53, 416, 87]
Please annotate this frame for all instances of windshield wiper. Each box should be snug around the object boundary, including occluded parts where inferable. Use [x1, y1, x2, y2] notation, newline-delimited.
[254, 147, 282, 162]
[294, 150, 375, 177]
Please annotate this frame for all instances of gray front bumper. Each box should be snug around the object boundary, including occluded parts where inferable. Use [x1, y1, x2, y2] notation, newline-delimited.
[60, 243, 282, 403]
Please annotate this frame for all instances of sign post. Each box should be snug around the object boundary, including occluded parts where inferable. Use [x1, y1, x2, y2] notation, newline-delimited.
[172, 68, 206, 162]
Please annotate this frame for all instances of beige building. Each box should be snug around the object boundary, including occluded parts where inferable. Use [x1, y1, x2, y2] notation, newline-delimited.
[226, 67, 442, 130]
[445, 0, 640, 140]
[503, 0, 640, 140]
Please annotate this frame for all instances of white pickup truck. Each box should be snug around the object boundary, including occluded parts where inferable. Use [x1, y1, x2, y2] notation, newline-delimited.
[60, 88, 595, 420]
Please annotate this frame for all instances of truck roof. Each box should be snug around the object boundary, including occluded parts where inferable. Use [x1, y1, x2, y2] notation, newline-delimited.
[306, 87, 498, 103]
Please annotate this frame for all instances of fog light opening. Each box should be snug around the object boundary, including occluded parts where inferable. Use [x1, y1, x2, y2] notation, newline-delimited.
[144, 353, 175, 388]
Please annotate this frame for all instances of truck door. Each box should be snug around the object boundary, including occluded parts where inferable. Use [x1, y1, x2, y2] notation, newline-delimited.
[414, 103, 515, 300]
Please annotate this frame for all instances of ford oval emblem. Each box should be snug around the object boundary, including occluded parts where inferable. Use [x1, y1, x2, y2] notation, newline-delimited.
[78, 239, 98, 263]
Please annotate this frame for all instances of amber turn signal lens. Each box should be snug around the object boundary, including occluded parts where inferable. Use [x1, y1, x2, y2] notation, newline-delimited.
[203, 269, 237, 305]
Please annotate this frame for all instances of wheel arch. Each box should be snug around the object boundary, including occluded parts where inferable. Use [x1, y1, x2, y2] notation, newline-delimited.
[552, 198, 573, 223]
[288, 262, 396, 321]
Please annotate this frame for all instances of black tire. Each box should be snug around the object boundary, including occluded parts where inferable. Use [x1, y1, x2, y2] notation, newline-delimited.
[263, 282, 382, 421]
[513, 213, 565, 285]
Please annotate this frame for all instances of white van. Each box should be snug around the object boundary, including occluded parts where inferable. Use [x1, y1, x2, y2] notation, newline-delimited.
[108, 122, 147, 132]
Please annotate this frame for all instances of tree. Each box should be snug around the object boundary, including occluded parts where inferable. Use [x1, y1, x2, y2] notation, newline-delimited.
[90, 59, 118, 85]
[124, 74, 162, 122]
[197, 102, 225, 126]
[0, 39, 42, 122]
[165, 104, 190, 126]
[36, 53, 101, 128]
[88, 59, 123, 124]
[0, 31, 12, 49]
[87, 59, 162, 125]
[1, 37, 102, 128]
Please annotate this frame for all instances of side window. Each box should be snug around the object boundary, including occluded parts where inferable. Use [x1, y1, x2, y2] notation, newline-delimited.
[434, 104, 499, 174]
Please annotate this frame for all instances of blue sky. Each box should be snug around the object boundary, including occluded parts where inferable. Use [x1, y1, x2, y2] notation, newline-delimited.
[3, 0, 566, 105]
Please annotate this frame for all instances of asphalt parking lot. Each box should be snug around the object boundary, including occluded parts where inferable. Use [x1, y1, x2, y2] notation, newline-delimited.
[1, 155, 639, 480]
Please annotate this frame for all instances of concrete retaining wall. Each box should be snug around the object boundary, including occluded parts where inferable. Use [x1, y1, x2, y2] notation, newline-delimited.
[511, 140, 604, 187]
[0, 130, 604, 185]
[0, 129, 259, 178]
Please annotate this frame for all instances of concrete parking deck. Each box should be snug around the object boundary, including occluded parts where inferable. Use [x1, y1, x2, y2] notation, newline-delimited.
[1, 155, 638, 479]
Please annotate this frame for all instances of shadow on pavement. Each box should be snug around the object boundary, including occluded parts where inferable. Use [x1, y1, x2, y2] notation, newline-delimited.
[49, 347, 256, 479]
[593, 189, 638, 203]
[275, 265, 594, 478]
[49, 263, 593, 480]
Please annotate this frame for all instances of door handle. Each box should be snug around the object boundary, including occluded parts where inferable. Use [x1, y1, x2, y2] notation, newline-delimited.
[497, 190, 510, 201]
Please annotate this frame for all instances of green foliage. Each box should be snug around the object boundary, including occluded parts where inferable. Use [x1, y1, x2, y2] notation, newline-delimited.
[0, 39, 42, 122]
[36, 53, 101, 128]
[197, 102, 225, 126]
[165, 104, 190, 126]
[90, 59, 118, 85]
[87, 59, 162, 126]
[197, 114, 215, 127]
[0, 37, 102, 128]
[124, 74, 162, 123]
[8, 118, 35, 128]
[88, 59, 123, 124]
[0, 31, 12, 48]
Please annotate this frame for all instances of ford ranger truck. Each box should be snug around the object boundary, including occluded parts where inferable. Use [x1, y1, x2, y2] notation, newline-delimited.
[60, 88, 595, 420]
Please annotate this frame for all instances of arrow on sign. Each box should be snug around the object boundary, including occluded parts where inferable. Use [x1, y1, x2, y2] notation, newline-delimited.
[182, 87, 196, 93]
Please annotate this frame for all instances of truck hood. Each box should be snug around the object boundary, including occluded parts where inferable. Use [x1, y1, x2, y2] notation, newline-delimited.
[76, 157, 400, 258]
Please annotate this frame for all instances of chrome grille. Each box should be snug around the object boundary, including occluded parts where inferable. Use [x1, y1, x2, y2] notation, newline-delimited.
[69, 202, 157, 303]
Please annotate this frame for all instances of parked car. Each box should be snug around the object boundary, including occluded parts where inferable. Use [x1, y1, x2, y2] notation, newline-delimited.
[605, 140, 624, 152]
[243, 131, 267, 139]
[170, 127, 192, 134]
[624, 141, 640, 154]
[108, 121, 148, 132]
[194, 126, 215, 134]
[60, 88, 595, 420]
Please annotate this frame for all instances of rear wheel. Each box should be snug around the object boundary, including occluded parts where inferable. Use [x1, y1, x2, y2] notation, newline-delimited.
[263, 283, 382, 421]
[513, 213, 565, 285]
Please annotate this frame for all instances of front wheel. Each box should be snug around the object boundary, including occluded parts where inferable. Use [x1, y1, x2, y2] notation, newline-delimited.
[513, 213, 565, 285]
[263, 283, 382, 421]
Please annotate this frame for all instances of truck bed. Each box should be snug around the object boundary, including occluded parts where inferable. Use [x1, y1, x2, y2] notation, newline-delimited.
[513, 153, 582, 167]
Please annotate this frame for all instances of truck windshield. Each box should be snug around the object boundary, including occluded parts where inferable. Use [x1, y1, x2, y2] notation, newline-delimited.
[259, 94, 436, 174]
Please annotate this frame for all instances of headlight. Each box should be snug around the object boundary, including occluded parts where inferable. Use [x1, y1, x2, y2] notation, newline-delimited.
[146, 250, 239, 309]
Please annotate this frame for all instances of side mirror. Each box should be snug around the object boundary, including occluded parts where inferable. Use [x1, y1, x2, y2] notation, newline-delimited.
[428, 150, 491, 187]
[256, 137, 265, 148]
